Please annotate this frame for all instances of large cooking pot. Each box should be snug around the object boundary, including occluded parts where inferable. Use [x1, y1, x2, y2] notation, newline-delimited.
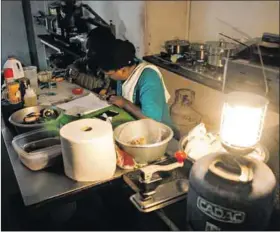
[189, 43, 208, 62]
[165, 39, 190, 55]
[187, 152, 276, 231]
[206, 40, 236, 67]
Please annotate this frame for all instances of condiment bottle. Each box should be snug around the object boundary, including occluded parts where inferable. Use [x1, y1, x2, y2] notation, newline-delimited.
[4, 68, 22, 104]
[24, 86, 37, 107]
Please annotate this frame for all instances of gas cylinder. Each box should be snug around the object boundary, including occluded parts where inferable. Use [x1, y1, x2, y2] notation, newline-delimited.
[170, 89, 202, 138]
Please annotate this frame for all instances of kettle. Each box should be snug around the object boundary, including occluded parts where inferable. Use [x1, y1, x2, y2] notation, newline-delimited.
[3, 58, 24, 80]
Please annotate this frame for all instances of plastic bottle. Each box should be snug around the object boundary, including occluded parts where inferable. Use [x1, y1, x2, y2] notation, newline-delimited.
[4, 68, 22, 104]
[4, 68, 15, 85]
[24, 86, 37, 107]
[3, 58, 24, 80]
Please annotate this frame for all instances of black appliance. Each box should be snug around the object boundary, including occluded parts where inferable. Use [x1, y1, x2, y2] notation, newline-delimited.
[45, 1, 115, 44]
[187, 152, 277, 231]
[233, 33, 280, 67]
[46, 0, 87, 43]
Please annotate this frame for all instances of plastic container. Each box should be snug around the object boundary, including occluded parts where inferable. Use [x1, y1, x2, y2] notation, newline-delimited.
[24, 86, 37, 107]
[37, 71, 52, 83]
[23, 66, 38, 92]
[7, 82, 21, 104]
[3, 58, 24, 80]
[4, 68, 22, 104]
[12, 128, 62, 171]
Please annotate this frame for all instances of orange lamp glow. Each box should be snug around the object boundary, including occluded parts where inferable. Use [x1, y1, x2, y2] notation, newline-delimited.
[220, 92, 269, 149]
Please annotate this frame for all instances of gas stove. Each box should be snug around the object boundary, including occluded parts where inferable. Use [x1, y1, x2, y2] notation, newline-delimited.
[151, 53, 225, 83]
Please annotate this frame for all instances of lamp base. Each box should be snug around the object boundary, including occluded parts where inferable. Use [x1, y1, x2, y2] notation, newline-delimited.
[181, 131, 270, 163]
[222, 142, 270, 163]
[221, 143, 255, 155]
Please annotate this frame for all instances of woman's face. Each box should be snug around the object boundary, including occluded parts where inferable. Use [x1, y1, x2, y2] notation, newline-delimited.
[104, 67, 130, 81]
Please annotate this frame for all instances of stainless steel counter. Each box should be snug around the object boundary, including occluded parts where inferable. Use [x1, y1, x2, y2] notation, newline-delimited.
[1, 126, 130, 207]
[1, 124, 179, 207]
[2, 118, 279, 230]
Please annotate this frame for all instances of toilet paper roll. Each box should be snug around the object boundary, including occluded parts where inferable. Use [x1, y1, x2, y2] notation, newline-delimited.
[60, 118, 116, 182]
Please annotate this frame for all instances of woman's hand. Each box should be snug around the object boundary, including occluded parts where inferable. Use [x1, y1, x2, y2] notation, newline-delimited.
[108, 96, 128, 108]
[99, 89, 108, 96]
[109, 96, 148, 119]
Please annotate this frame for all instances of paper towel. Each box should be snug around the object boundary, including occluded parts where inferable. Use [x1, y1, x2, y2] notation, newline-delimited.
[60, 119, 116, 182]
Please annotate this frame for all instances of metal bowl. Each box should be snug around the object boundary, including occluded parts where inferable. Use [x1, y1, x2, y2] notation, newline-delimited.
[114, 120, 174, 164]
[9, 105, 62, 134]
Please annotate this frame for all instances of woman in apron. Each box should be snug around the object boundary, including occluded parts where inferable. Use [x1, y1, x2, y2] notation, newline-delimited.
[97, 39, 173, 128]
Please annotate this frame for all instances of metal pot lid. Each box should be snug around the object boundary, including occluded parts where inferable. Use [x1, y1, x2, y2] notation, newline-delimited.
[165, 39, 190, 46]
[206, 40, 236, 50]
[190, 43, 207, 50]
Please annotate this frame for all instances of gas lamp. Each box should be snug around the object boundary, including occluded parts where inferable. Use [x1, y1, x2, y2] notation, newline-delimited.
[220, 91, 269, 155]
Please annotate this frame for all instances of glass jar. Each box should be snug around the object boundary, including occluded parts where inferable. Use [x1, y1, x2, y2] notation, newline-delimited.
[170, 89, 202, 138]
[23, 66, 38, 93]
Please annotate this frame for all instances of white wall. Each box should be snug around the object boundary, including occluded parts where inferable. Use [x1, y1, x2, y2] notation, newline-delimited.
[82, 1, 145, 58]
[189, 1, 280, 42]
[144, 1, 190, 55]
[1, 0, 31, 66]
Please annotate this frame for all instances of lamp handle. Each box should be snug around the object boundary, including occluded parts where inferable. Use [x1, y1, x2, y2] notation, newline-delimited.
[209, 156, 253, 183]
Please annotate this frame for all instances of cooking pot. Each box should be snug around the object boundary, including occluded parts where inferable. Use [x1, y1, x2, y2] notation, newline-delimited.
[165, 40, 190, 55]
[206, 40, 236, 67]
[190, 43, 208, 62]
[187, 152, 276, 231]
